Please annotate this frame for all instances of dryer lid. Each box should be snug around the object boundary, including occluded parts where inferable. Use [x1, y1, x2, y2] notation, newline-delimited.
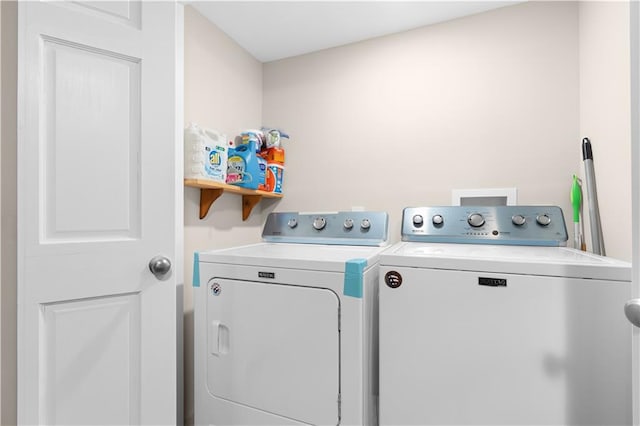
[198, 242, 389, 272]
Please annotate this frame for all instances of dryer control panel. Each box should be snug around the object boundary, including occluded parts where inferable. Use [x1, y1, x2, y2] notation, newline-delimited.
[262, 211, 388, 246]
[401, 206, 568, 246]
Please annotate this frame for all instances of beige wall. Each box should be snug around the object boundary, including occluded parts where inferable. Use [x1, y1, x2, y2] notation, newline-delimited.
[263, 1, 581, 247]
[183, 6, 265, 425]
[579, 1, 631, 261]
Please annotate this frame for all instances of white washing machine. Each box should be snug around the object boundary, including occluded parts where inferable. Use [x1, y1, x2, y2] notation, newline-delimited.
[193, 211, 389, 425]
[379, 206, 632, 426]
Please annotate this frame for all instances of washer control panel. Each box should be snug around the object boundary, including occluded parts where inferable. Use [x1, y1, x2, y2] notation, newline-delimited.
[401, 206, 567, 246]
[262, 211, 389, 246]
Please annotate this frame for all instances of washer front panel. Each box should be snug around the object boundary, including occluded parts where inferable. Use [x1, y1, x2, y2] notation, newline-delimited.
[378, 265, 631, 426]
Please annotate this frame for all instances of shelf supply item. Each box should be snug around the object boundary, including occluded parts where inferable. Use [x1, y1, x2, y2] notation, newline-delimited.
[257, 155, 267, 191]
[261, 127, 290, 149]
[264, 147, 285, 194]
[226, 140, 260, 190]
[264, 147, 285, 164]
[582, 137, 605, 255]
[570, 174, 583, 250]
[184, 123, 228, 183]
[239, 129, 265, 150]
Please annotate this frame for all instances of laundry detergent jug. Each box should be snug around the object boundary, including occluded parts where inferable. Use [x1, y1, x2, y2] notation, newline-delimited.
[226, 140, 260, 190]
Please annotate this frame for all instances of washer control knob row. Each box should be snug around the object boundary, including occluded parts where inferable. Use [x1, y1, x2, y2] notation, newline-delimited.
[361, 219, 371, 230]
[536, 214, 551, 226]
[468, 213, 485, 228]
[512, 214, 526, 226]
[313, 217, 326, 230]
[414, 214, 445, 227]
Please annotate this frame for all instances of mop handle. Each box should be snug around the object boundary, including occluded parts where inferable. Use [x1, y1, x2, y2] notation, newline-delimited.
[582, 138, 606, 255]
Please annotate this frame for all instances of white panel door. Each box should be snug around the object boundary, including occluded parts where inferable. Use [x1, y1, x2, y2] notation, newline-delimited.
[17, 1, 182, 425]
[206, 279, 340, 425]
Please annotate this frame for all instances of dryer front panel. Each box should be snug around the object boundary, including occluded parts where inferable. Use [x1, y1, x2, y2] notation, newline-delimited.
[206, 278, 340, 425]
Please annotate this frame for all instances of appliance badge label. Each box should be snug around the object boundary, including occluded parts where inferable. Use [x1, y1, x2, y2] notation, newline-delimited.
[478, 277, 507, 287]
[259, 271, 275, 279]
[210, 283, 222, 296]
[385, 271, 403, 288]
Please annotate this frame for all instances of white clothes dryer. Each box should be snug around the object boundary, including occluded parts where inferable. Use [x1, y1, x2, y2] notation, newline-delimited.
[379, 206, 631, 426]
[194, 211, 389, 425]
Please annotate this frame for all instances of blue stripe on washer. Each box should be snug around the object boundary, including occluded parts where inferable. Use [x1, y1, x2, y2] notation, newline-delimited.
[192, 252, 200, 287]
[344, 258, 367, 298]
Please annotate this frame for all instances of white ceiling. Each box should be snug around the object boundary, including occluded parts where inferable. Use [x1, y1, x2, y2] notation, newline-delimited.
[189, 1, 522, 63]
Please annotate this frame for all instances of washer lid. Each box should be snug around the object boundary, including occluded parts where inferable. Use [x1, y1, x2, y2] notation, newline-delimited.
[198, 242, 389, 272]
[380, 242, 631, 281]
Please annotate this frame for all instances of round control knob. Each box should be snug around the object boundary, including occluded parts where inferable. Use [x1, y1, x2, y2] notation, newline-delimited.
[512, 214, 526, 226]
[344, 218, 354, 230]
[287, 218, 298, 228]
[361, 219, 371, 230]
[536, 214, 551, 226]
[313, 217, 326, 230]
[413, 215, 424, 227]
[468, 213, 485, 228]
[432, 214, 444, 226]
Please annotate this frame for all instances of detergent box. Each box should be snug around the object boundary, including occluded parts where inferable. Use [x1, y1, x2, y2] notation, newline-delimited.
[184, 123, 227, 183]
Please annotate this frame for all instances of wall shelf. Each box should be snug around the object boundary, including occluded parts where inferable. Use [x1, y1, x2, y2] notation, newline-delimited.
[184, 178, 283, 220]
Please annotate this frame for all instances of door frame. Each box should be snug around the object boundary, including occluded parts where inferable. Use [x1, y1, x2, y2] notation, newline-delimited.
[1, 2, 19, 425]
[630, 1, 639, 424]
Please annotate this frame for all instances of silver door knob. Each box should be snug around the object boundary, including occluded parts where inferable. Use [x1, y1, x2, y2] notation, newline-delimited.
[624, 299, 640, 327]
[149, 255, 172, 278]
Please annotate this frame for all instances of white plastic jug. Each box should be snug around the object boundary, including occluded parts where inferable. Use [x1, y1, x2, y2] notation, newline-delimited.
[184, 123, 228, 183]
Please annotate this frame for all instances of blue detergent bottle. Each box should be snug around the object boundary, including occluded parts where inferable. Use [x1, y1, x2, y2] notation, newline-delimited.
[226, 140, 260, 190]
